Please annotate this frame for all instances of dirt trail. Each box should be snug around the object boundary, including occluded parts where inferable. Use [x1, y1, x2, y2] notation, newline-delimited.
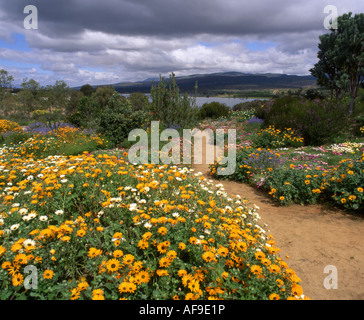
[192, 134, 364, 300]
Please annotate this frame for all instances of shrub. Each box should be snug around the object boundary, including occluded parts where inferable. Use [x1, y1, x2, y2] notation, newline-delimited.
[233, 100, 265, 112]
[263, 97, 349, 146]
[98, 93, 149, 146]
[198, 102, 230, 120]
[12, 125, 107, 159]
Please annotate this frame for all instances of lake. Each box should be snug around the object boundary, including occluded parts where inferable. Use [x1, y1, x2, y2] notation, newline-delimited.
[194, 97, 266, 108]
[122, 94, 266, 108]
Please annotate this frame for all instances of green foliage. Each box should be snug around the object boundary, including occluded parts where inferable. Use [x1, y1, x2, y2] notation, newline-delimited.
[310, 12, 364, 115]
[1, 130, 32, 146]
[80, 84, 95, 97]
[129, 92, 150, 111]
[18, 78, 40, 114]
[93, 85, 115, 108]
[263, 96, 349, 146]
[68, 96, 101, 129]
[98, 93, 149, 146]
[197, 101, 230, 120]
[149, 73, 199, 129]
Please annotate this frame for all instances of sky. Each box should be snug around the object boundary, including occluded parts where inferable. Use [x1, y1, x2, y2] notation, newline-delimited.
[0, 0, 362, 88]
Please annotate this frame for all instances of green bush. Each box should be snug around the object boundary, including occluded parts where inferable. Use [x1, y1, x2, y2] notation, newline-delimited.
[197, 102, 230, 120]
[98, 93, 149, 146]
[264, 97, 350, 146]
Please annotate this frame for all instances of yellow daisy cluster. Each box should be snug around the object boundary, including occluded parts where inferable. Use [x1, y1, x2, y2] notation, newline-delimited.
[0, 119, 22, 135]
[256, 126, 304, 148]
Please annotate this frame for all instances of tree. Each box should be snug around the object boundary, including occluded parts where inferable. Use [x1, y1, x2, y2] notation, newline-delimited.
[150, 73, 199, 129]
[48, 80, 71, 110]
[68, 96, 100, 129]
[93, 85, 115, 109]
[80, 84, 95, 97]
[0, 69, 14, 115]
[310, 12, 364, 115]
[18, 78, 40, 114]
[129, 92, 150, 111]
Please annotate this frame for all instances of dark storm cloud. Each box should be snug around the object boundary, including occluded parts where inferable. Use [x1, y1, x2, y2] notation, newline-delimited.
[1, 0, 325, 39]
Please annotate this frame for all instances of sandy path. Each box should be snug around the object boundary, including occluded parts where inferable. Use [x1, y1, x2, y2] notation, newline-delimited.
[192, 133, 364, 300]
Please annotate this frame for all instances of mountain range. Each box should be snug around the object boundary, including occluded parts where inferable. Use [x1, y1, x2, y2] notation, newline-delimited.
[87, 71, 317, 95]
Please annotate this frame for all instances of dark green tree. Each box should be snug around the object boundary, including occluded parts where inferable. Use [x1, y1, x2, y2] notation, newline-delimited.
[80, 84, 95, 97]
[310, 12, 364, 115]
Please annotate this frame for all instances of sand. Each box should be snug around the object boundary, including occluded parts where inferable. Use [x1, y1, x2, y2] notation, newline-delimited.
[191, 133, 364, 300]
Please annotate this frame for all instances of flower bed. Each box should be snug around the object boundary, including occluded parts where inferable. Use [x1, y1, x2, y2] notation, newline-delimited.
[0, 139, 307, 300]
[207, 115, 364, 211]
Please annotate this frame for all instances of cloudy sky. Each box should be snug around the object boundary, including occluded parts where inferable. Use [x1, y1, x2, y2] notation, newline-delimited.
[0, 0, 362, 87]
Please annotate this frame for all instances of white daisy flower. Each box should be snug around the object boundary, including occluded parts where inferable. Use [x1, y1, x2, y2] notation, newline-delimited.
[10, 223, 20, 231]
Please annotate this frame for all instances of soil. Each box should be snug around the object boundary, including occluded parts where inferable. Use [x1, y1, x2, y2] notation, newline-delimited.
[192, 134, 364, 300]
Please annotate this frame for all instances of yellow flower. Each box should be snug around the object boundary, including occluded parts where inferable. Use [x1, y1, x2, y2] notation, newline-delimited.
[250, 265, 262, 275]
[88, 247, 102, 258]
[106, 258, 120, 272]
[122, 254, 135, 265]
[188, 279, 200, 293]
[158, 227, 168, 235]
[12, 273, 24, 287]
[43, 269, 54, 279]
[291, 283, 303, 297]
[178, 242, 186, 250]
[269, 293, 280, 300]
[202, 251, 215, 263]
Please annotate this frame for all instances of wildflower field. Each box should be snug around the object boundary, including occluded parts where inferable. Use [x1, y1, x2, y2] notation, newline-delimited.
[0, 119, 306, 300]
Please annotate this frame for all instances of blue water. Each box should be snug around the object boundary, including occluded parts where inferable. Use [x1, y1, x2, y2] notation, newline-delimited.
[122, 94, 266, 108]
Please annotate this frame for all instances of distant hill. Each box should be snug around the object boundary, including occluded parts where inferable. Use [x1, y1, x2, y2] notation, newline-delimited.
[81, 72, 317, 95]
